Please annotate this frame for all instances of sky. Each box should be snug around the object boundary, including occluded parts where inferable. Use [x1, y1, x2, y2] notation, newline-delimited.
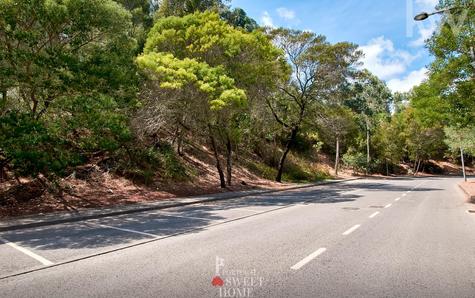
[231, 0, 442, 93]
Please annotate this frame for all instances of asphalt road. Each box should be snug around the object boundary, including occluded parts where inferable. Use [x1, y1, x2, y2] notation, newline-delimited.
[0, 177, 474, 297]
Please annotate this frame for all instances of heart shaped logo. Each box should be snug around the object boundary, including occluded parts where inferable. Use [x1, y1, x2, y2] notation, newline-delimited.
[211, 276, 224, 287]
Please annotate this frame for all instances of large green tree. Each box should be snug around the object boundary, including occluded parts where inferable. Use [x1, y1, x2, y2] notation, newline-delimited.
[266, 29, 360, 182]
[0, 0, 138, 178]
[137, 12, 285, 187]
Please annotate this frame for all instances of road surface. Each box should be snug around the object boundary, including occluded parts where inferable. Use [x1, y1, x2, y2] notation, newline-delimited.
[0, 177, 474, 297]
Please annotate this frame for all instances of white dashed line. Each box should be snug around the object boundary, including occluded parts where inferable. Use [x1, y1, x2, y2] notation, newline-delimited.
[291, 248, 327, 270]
[384, 203, 392, 208]
[402, 193, 407, 197]
[369, 211, 380, 218]
[0, 237, 54, 266]
[342, 224, 361, 236]
[94, 224, 159, 238]
[395, 197, 401, 201]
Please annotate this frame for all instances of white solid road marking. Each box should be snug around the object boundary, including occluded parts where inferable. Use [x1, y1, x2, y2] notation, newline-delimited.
[395, 197, 401, 201]
[94, 224, 159, 238]
[369, 211, 380, 218]
[0, 237, 54, 266]
[291, 248, 327, 270]
[384, 203, 392, 208]
[342, 224, 361, 236]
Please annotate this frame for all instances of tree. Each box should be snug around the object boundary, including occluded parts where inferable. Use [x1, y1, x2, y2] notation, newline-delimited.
[137, 12, 284, 187]
[402, 108, 446, 175]
[0, 0, 138, 179]
[426, 0, 475, 127]
[266, 29, 360, 182]
[115, 0, 155, 52]
[0, 0, 137, 120]
[444, 126, 475, 181]
[155, 0, 229, 17]
[373, 116, 406, 175]
[346, 70, 392, 175]
[221, 7, 258, 32]
[316, 105, 356, 176]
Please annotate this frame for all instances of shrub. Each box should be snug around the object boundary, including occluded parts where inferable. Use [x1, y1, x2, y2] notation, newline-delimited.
[342, 148, 367, 174]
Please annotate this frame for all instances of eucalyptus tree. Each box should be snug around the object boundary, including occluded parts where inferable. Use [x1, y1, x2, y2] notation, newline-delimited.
[267, 29, 361, 182]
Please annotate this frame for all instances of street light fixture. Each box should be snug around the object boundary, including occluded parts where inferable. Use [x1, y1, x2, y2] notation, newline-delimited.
[413, 7, 456, 21]
[414, 12, 430, 21]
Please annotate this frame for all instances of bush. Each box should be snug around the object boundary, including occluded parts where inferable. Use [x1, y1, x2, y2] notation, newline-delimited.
[342, 148, 367, 174]
[0, 112, 83, 178]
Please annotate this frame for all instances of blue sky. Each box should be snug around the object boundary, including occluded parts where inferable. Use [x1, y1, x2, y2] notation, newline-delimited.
[231, 0, 441, 92]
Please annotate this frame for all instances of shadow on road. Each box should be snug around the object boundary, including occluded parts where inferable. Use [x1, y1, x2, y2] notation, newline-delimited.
[0, 177, 442, 253]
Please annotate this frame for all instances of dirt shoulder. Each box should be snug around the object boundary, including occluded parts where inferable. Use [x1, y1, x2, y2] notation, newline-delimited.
[0, 164, 297, 219]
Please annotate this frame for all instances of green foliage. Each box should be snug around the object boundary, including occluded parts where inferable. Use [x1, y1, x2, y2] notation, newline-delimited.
[424, 0, 475, 127]
[444, 126, 475, 155]
[0, 0, 137, 118]
[221, 7, 258, 32]
[0, 112, 82, 177]
[342, 148, 367, 174]
[155, 0, 229, 17]
[137, 52, 246, 110]
[0, 0, 139, 179]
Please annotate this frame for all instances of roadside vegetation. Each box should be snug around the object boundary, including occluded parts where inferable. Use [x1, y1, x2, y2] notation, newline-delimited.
[0, 0, 474, 214]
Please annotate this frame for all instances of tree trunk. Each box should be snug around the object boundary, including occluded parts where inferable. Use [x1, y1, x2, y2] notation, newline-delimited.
[208, 125, 226, 188]
[413, 158, 418, 173]
[461, 147, 467, 182]
[414, 159, 421, 176]
[176, 135, 183, 156]
[385, 159, 389, 176]
[334, 136, 340, 176]
[0, 90, 6, 113]
[366, 120, 370, 176]
[225, 133, 232, 186]
[276, 127, 298, 183]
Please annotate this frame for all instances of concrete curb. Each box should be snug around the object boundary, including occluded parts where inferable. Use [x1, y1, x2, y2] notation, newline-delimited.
[458, 182, 475, 203]
[0, 178, 361, 232]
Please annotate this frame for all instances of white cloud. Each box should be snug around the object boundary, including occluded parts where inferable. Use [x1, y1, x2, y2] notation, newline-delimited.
[359, 36, 418, 80]
[260, 11, 274, 28]
[410, 21, 437, 47]
[387, 67, 428, 92]
[276, 7, 296, 21]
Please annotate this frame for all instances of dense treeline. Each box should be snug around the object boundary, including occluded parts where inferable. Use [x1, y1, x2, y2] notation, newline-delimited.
[0, 0, 473, 191]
